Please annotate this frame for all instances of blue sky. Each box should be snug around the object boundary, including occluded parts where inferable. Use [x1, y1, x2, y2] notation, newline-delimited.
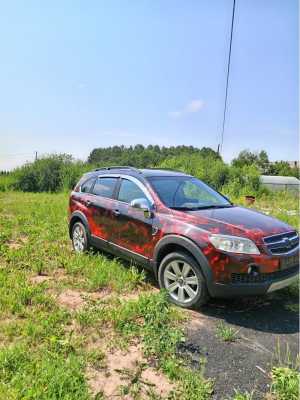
[0, 0, 298, 170]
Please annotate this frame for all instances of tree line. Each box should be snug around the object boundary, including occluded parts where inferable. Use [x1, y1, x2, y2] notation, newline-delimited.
[88, 145, 221, 168]
[0, 146, 298, 194]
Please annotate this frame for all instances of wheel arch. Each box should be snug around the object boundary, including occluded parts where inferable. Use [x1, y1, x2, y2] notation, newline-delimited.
[152, 235, 213, 288]
[69, 211, 91, 239]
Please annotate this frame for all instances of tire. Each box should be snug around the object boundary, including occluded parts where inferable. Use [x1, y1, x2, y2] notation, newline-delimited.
[158, 251, 209, 309]
[71, 222, 89, 253]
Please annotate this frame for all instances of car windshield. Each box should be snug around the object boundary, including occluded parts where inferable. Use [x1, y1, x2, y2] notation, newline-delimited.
[148, 176, 232, 209]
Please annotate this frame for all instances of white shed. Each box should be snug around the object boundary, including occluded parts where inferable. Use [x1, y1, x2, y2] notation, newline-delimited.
[260, 175, 300, 192]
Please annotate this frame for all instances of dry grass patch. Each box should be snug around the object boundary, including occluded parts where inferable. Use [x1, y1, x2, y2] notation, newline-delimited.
[29, 274, 52, 284]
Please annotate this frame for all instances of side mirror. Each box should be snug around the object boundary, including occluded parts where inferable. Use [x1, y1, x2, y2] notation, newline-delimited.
[130, 198, 152, 218]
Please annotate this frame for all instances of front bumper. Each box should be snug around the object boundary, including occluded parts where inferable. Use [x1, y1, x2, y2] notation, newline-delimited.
[209, 265, 299, 298]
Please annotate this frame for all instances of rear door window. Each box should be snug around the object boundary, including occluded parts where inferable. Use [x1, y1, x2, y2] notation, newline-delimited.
[92, 177, 118, 198]
[81, 178, 96, 193]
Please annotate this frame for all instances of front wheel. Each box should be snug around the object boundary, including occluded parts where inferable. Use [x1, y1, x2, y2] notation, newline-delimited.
[158, 251, 209, 309]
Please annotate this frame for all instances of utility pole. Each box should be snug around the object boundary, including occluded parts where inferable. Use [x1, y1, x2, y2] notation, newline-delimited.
[219, 0, 236, 156]
[35, 151, 38, 161]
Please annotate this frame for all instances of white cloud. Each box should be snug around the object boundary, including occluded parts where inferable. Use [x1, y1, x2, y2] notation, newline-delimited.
[168, 99, 204, 118]
[185, 99, 204, 113]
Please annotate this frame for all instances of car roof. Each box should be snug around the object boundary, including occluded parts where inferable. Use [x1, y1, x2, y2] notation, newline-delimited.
[84, 166, 190, 179]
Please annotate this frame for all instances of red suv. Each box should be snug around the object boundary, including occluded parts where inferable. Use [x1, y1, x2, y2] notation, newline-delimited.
[69, 166, 299, 308]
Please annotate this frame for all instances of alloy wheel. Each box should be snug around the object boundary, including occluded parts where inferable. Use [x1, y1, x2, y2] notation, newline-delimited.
[72, 224, 86, 252]
[163, 260, 200, 304]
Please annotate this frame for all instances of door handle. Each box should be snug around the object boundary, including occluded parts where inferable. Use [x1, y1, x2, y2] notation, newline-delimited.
[113, 209, 120, 216]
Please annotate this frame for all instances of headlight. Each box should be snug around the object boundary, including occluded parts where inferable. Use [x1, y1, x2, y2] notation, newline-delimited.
[210, 234, 260, 255]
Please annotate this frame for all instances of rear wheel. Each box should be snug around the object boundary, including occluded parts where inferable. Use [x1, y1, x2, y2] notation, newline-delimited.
[71, 222, 89, 253]
[158, 251, 209, 309]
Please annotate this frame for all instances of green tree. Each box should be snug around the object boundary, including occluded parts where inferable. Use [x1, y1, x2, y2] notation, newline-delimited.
[269, 161, 299, 178]
[232, 150, 259, 168]
[232, 149, 271, 174]
[257, 150, 270, 173]
[159, 153, 229, 190]
[13, 154, 86, 192]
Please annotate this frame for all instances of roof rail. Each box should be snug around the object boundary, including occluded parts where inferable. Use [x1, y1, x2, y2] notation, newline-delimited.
[93, 166, 141, 173]
[142, 167, 186, 174]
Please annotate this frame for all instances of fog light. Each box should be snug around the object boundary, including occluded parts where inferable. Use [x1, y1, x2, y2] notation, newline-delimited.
[248, 264, 259, 276]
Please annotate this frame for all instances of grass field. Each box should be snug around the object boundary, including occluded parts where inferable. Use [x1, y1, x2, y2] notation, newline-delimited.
[0, 191, 298, 399]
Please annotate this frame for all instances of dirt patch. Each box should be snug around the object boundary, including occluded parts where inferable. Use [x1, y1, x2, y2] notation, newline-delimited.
[86, 345, 175, 399]
[56, 288, 114, 311]
[89, 288, 113, 301]
[55, 287, 140, 312]
[52, 268, 68, 280]
[30, 274, 52, 284]
[141, 368, 175, 397]
[118, 291, 144, 302]
[86, 334, 112, 352]
[7, 234, 28, 250]
[30, 268, 69, 285]
[90, 287, 159, 303]
[113, 287, 160, 304]
[57, 289, 86, 311]
[7, 240, 22, 250]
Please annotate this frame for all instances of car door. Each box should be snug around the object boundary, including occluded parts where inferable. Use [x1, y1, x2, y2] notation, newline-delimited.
[88, 176, 119, 242]
[110, 177, 154, 259]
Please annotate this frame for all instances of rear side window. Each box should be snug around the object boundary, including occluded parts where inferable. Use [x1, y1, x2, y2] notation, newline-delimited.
[92, 177, 118, 198]
[118, 179, 148, 204]
[81, 178, 96, 193]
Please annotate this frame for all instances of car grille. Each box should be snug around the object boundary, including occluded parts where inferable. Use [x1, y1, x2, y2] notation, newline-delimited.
[263, 231, 299, 255]
[231, 265, 299, 284]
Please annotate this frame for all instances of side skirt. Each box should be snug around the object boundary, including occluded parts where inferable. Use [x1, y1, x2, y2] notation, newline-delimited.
[90, 235, 152, 271]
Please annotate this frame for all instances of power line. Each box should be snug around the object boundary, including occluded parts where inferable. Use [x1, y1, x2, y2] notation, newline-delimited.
[219, 0, 236, 155]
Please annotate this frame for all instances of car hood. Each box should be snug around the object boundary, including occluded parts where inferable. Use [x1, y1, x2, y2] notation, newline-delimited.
[182, 206, 294, 243]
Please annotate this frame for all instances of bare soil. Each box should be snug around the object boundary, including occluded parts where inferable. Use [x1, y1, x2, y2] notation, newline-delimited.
[57, 289, 86, 310]
[87, 344, 175, 399]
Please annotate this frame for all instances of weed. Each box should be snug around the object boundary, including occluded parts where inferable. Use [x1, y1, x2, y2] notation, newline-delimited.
[270, 366, 299, 400]
[86, 349, 106, 370]
[0, 345, 90, 400]
[231, 390, 254, 400]
[216, 322, 239, 342]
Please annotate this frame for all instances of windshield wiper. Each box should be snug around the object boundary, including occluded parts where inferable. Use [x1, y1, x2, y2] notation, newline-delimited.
[192, 205, 234, 210]
[170, 206, 195, 211]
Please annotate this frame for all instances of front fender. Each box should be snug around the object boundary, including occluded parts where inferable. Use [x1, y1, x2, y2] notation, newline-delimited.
[152, 234, 213, 289]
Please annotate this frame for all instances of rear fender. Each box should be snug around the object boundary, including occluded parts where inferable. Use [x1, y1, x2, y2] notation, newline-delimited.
[69, 211, 91, 239]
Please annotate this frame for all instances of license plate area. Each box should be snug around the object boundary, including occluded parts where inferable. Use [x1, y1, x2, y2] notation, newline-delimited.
[280, 254, 299, 270]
